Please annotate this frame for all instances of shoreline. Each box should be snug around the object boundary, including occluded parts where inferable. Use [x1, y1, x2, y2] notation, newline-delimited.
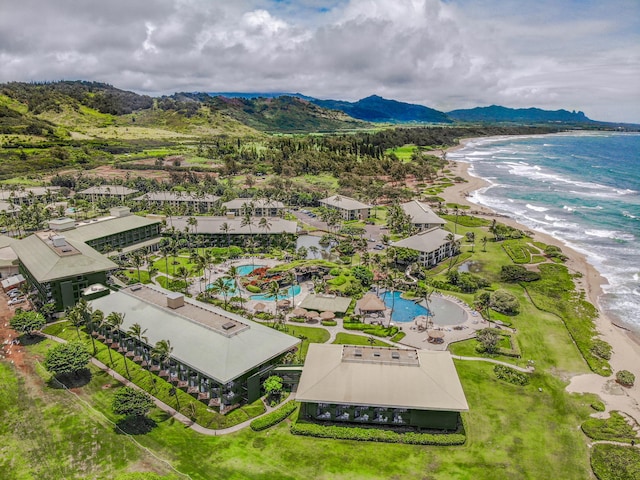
[440, 136, 640, 416]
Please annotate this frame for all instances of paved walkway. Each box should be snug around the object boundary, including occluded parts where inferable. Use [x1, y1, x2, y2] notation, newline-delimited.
[451, 355, 535, 373]
[40, 332, 294, 436]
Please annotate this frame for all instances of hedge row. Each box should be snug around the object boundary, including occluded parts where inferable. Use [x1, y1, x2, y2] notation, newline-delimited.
[290, 422, 466, 445]
[343, 322, 399, 338]
[250, 402, 298, 431]
[494, 364, 530, 386]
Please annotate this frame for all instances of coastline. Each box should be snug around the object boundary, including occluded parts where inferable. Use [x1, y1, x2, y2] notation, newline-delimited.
[440, 137, 640, 416]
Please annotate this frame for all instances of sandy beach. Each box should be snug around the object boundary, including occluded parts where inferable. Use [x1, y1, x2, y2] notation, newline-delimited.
[441, 138, 640, 419]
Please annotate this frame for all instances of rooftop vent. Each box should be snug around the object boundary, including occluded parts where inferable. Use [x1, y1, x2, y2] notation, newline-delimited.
[130, 285, 142, 291]
[391, 351, 400, 359]
[167, 292, 184, 309]
[354, 349, 363, 357]
[48, 217, 76, 231]
[51, 235, 67, 247]
[222, 322, 236, 331]
[110, 206, 131, 218]
[373, 352, 381, 358]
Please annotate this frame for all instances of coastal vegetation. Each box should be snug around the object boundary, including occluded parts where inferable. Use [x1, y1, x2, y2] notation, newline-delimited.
[0, 81, 631, 479]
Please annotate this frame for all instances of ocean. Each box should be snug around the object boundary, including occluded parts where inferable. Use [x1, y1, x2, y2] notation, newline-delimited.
[448, 131, 640, 333]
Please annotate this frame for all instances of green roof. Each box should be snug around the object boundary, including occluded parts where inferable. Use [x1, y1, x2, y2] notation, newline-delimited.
[90, 285, 300, 384]
[12, 234, 117, 282]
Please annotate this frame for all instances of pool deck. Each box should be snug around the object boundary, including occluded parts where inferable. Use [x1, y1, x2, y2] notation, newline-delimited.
[189, 259, 486, 351]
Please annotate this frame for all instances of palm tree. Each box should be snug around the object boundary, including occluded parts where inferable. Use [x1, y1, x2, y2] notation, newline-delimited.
[482, 235, 488, 252]
[468, 231, 475, 253]
[267, 280, 281, 325]
[89, 309, 104, 355]
[220, 222, 232, 249]
[227, 265, 244, 308]
[187, 216, 198, 235]
[258, 216, 272, 248]
[127, 323, 148, 359]
[130, 251, 145, 283]
[106, 312, 126, 374]
[66, 305, 85, 341]
[453, 205, 459, 234]
[151, 339, 173, 378]
[210, 277, 232, 308]
[175, 266, 190, 295]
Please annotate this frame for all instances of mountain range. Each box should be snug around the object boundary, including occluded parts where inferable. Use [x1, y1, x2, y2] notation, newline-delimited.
[0, 81, 630, 139]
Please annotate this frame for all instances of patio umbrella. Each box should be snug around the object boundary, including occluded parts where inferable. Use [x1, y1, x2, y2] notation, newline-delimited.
[291, 307, 307, 317]
[427, 330, 444, 339]
[305, 310, 320, 319]
[276, 299, 291, 309]
[319, 311, 335, 320]
[254, 302, 266, 312]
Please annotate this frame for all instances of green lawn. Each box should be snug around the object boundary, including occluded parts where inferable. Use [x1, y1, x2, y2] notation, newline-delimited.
[282, 324, 330, 361]
[4, 340, 601, 479]
[333, 332, 392, 347]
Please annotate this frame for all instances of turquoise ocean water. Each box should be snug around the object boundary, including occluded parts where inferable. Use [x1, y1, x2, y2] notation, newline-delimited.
[448, 132, 640, 333]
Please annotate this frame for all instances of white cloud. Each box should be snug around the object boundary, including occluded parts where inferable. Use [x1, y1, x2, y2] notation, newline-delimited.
[0, 0, 638, 122]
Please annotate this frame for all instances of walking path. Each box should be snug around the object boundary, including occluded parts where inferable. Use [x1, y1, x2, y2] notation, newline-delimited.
[451, 354, 535, 373]
[40, 332, 295, 436]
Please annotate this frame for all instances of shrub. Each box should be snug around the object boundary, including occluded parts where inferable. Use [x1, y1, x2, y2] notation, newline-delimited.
[490, 289, 520, 315]
[321, 320, 337, 327]
[250, 402, 297, 431]
[591, 400, 606, 412]
[591, 339, 613, 360]
[390, 332, 406, 342]
[500, 265, 541, 283]
[291, 421, 465, 445]
[246, 284, 262, 293]
[494, 364, 530, 386]
[329, 268, 342, 276]
[616, 370, 636, 387]
[582, 411, 639, 443]
[591, 443, 640, 480]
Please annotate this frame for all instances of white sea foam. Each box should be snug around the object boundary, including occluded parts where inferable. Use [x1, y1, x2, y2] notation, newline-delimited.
[623, 211, 637, 219]
[563, 205, 575, 212]
[584, 229, 635, 241]
[526, 204, 549, 212]
[544, 214, 560, 222]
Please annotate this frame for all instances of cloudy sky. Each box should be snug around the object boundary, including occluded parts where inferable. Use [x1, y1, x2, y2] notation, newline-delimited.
[1, 0, 639, 122]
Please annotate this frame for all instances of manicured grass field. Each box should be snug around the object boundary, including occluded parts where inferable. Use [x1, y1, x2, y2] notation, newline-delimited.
[283, 324, 331, 360]
[4, 341, 601, 479]
[332, 332, 392, 347]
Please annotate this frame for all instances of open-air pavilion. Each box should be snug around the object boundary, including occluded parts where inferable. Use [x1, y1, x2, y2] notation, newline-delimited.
[299, 293, 352, 314]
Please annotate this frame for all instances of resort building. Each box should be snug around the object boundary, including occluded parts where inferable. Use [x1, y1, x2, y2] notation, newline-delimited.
[319, 195, 371, 221]
[133, 191, 221, 213]
[11, 207, 161, 310]
[298, 293, 352, 314]
[0, 235, 19, 279]
[392, 227, 462, 268]
[167, 216, 297, 248]
[61, 207, 162, 256]
[0, 186, 61, 206]
[222, 198, 285, 217]
[90, 284, 300, 412]
[296, 344, 468, 430]
[12, 231, 117, 311]
[76, 185, 139, 202]
[400, 200, 446, 231]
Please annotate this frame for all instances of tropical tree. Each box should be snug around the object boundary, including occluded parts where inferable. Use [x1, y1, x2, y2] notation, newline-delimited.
[220, 222, 232, 248]
[151, 339, 173, 376]
[210, 277, 232, 308]
[227, 265, 244, 308]
[267, 281, 282, 325]
[112, 386, 154, 418]
[130, 251, 145, 283]
[106, 312, 126, 369]
[175, 265, 190, 295]
[482, 235, 488, 252]
[65, 305, 85, 340]
[44, 341, 91, 378]
[258, 216, 272, 248]
[263, 375, 283, 401]
[10, 310, 45, 337]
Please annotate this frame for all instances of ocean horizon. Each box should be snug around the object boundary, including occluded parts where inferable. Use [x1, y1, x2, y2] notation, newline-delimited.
[449, 131, 640, 334]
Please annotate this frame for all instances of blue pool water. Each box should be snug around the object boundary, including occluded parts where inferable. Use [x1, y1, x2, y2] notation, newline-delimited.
[381, 291, 428, 322]
[236, 264, 264, 276]
[381, 291, 468, 325]
[250, 285, 302, 302]
[206, 278, 238, 295]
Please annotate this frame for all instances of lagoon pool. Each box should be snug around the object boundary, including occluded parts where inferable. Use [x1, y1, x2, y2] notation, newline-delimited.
[236, 264, 264, 276]
[206, 278, 238, 296]
[250, 285, 302, 302]
[381, 291, 468, 325]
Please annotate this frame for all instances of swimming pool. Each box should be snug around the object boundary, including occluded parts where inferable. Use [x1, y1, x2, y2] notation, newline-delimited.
[250, 284, 302, 302]
[381, 291, 467, 325]
[236, 264, 264, 276]
[205, 278, 238, 296]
